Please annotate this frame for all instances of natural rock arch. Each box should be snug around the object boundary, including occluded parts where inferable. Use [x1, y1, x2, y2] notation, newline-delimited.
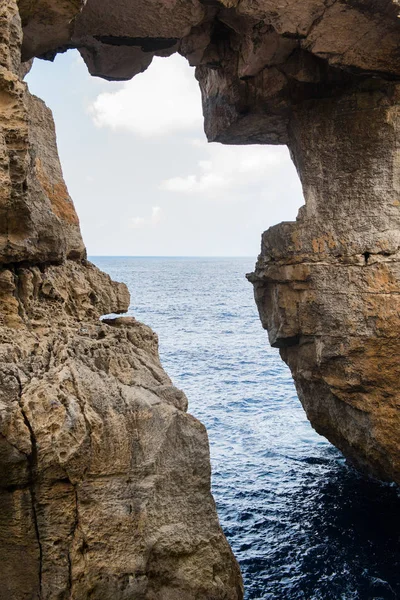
[1, 0, 400, 598]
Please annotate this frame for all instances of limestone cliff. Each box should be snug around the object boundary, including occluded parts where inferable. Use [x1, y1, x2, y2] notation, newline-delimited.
[0, 0, 84, 264]
[0, 260, 242, 599]
[248, 84, 400, 482]
[3, 0, 400, 597]
[0, 1, 243, 598]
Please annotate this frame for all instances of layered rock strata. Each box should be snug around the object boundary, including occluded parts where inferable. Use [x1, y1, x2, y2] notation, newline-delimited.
[0, 1, 243, 598]
[249, 83, 400, 481]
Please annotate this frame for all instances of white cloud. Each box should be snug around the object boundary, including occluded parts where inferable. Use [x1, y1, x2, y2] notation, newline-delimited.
[151, 206, 162, 225]
[130, 206, 162, 229]
[130, 216, 146, 229]
[159, 141, 295, 198]
[89, 54, 202, 137]
[162, 172, 229, 194]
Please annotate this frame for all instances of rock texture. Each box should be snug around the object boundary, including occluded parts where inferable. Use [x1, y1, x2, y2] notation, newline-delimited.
[249, 83, 400, 482]
[20, 0, 400, 485]
[0, 1, 243, 598]
[0, 0, 85, 264]
[5, 0, 400, 596]
[0, 260, 242, 599]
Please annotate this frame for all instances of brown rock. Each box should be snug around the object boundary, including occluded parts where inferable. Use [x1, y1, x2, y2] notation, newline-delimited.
[71, 0, 205, 80]
[19, 0, 86, 61]
[0, 0, 85, 265]
[0, 2, 244, 598]
[249, 84, 400, 482]
[0, 260, 243, 599]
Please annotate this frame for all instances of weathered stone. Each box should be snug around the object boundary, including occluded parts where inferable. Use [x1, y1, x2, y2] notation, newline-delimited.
[71, 0, 205, 80]
[0, 1, 85, 265]
[0, 260, 242, 599]
[78, 41, 155, 81]
[0, 2, 244, 598]
[249, 83, 400, 481]
[18, 0, 86, 61]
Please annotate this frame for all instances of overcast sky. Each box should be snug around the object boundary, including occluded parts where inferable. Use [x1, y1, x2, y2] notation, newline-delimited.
[26, 51, 304, 257]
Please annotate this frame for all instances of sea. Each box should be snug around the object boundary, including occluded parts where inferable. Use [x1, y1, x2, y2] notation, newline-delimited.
[92, 256, 400, 600]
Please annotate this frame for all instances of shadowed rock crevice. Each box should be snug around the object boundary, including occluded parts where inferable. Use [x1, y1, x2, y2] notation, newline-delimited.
[93, 36, 180, 52]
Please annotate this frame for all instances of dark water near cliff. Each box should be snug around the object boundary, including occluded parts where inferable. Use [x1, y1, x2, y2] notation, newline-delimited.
[93, 256, 400, 600]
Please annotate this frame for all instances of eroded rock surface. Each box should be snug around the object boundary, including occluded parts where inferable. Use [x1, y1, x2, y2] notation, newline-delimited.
[0, 1, 243, 598]
[0, 0, 85, 264]
[249, 84, 400, 482]
[0, 260, 242, 599]
[19, 0, 400, 144]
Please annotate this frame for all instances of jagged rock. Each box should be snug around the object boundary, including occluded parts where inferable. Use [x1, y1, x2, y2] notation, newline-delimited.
[0, 0, 85, 265]
[0, 2, 243, 598]
[0, 260, 242, 599]
[18, 0, 86, 61]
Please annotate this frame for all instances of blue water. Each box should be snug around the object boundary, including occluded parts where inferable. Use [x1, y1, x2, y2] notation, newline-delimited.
[92, 256, 400, 600]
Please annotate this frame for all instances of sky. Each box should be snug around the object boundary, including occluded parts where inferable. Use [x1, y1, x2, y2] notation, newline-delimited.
[26, 51, 304, 257]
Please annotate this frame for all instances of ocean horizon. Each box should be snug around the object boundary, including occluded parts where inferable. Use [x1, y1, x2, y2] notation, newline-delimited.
[89, 255, 257, 259]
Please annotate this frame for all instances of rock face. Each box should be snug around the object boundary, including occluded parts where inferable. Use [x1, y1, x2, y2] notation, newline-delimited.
[3, 0, 400, 597]
[0, 0, 85, 264]
[249, 84, 400, 482]
[0, 1, 243, 598]
[0, 260, 242, 599]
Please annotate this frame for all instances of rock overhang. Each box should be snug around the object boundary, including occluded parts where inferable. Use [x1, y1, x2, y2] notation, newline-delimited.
[17, 0, 400, 146]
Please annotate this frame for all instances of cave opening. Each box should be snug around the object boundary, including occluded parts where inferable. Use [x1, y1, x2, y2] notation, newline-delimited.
[25, 47, 400, 599]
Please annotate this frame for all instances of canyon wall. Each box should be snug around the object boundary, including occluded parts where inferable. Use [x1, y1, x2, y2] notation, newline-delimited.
[2, 0, 400, 597]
